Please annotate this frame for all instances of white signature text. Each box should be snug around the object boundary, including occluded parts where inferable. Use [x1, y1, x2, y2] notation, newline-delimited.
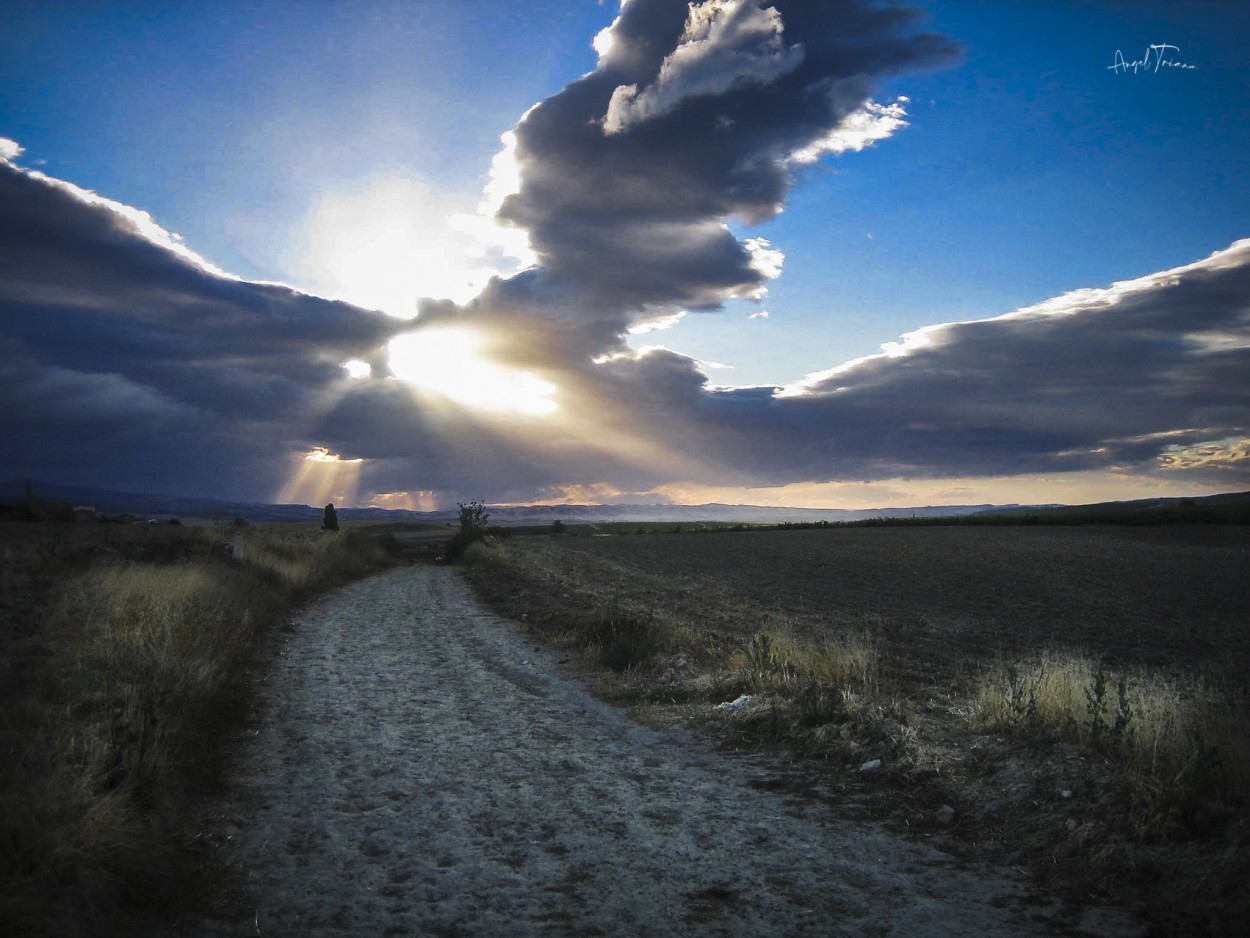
[1108, 44, 1197, 74]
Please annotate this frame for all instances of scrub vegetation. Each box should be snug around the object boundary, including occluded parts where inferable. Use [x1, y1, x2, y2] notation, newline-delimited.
[0, 521, 398, 937]
[463, 522, 1249, 936]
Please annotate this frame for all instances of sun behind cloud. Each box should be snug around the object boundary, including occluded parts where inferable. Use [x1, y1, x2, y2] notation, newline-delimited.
[290, 175, 528, 317]
[388, 326, 558, 416]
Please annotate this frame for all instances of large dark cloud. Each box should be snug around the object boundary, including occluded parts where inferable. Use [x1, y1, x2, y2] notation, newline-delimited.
[600, 241, 1250, 488]
[0, 156, 404, 498]
[483, 0, 959, 338]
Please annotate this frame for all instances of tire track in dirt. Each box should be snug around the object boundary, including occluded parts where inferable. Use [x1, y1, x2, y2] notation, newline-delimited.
[190, 565, 1140, 937]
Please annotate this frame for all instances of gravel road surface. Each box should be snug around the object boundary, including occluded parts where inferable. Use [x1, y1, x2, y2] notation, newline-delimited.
[188, 565, 1140, 937]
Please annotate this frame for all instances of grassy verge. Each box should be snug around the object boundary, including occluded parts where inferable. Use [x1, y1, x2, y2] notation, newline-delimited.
[973, 651, 1250, 839]
[462, 535, 1250, 935]
[459, 539, 705, 677]
[460, 539, 907, 767]
[0, 522, 399, 937]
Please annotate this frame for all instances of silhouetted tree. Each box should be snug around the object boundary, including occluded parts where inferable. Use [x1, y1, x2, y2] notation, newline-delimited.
[445, 501, 489, 561]
[322, 503, 339, 531]
[457, 501, 488, 534]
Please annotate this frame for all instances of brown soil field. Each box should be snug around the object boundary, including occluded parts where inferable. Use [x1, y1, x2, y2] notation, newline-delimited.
[500, 524, 1250, 691]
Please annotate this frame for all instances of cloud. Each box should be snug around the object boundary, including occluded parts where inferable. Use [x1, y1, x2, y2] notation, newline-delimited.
[374, 224, 1250, 498]
[0, 152, 405, 498]
[603, 0, 805, 135]
[628, 310, 687, 335]
[694, 239, 1250, 485]
[1, 144, 234, 282]
[789, 97, 910, 162]
[407, 238, 1248, 500]
[349, 0, 964, 506]
[479, 0, 959, 342]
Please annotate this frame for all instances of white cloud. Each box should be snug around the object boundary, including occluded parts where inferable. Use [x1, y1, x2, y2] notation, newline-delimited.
[743, 236, 784, 291]
[479, 128, 526, 215]
[0, 138, 24, 162]
[778, 242, 1250, 399]
[604, 0, 804, 134]
[628, 310, 687, 334]
[1158, 437, 1250, 472]
[790, 98, 910, 163]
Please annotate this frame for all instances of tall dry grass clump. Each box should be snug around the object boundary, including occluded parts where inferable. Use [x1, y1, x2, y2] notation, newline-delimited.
[729, 630, 879, 697]
[0, 524, 397, 936]
[709, 628, 904, 754]
[243, 527, 397, 594]
[973, 650, 1250, 830]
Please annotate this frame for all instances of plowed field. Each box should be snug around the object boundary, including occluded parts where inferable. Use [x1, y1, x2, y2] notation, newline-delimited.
[500, 525, 1249, 689]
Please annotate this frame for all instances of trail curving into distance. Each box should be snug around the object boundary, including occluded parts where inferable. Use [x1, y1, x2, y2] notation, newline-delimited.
[189, 565, 1140, 937]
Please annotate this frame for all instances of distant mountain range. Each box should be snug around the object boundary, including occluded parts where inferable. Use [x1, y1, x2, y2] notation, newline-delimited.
[7, 479, 1247, 527]
[1, 479, 1052, 525]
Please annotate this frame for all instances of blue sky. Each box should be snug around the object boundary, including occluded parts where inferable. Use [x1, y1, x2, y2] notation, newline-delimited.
[2, 0, 1248, 509]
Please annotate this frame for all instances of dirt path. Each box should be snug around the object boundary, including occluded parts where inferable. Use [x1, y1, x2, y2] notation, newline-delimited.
[189, 566, 1141, 937]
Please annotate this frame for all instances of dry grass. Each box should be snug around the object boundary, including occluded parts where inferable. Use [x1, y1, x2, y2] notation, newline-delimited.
[464, 538, 913, 764]
[728, 629, 879, 696]
[460, 539, 692, 675]
[974, 651, 1250, 832]
[0, 522, 398, 937]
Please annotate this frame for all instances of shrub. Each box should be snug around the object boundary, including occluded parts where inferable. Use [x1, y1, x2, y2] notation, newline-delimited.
[445, 501, 490, 562]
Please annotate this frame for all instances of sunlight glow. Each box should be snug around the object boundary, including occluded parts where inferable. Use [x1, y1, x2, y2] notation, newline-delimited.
[293, 175, 529, 317]
[369, 490, 439, 512]
[388, 327, 557, 416]
[646, 471, 1240, 511]
[1158, 437, 1250, 472]
[277, 447, 364, 507]
[342, 359, 372, 379]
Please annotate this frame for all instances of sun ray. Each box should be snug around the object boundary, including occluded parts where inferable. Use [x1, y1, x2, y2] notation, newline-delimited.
[277, 447, 364, 507]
